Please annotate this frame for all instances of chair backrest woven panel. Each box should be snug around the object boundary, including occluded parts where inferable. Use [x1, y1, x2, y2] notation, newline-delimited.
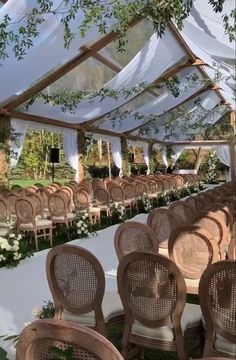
[110, 186, 124, 202]
[31, 338, 99, 360]
[199, 261, 236, 343]
[146, 181, 156, 194]
[54, 253, 98, 309]
[6, 193, 19, 215]
[122, 183, 135, 199]
[15, 198, 35, 224]
[74, 191, 89, 210]
[147, 209, 179, 249]
[16, 319, 124, 360]
[118, 253, 186, 327]
[169, 201, 194, 224]
[169, 226, 218, 279]
[0, 195, 9, 221]
[114, 222, 158, 261]
[94, 188, 109, 206]
[47, 245, 105, 315]
[48, 194, 67, 217]
[155, 180, 164, 192]
[26, 194, 43, 217]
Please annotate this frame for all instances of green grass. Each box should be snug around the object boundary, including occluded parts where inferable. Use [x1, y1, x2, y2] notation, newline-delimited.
[9, 179, 68, 188]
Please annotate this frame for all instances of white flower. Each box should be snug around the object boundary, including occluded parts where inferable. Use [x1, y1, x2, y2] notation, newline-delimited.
[13, 252, 22, 260]
[24, 321, 31, 327]
[0, 254, 6, 262]
[12, 245, 19, 252]
[77, 229, 81, 235]
[17, 234, 22, 240]
[32, 306, 43, 318]
[13, 240, 19, 245]
[9, 233, 15, 238]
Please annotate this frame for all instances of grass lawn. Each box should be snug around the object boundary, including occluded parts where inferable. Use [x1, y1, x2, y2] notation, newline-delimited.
[9, 179, 69, 188]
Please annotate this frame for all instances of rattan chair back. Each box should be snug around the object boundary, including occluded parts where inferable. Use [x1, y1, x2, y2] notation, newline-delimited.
[147, 208, 179, 249]
[122, 183, 136, 199]
[204, 203, 233, 229]
[46, 245, 105, 326]
[6, 192, 19, 215]
[154, 179, 164, 193]
[79, 180, 93, 193]
[16, 319, 124, 360]
[26, 193, 43, 218]
[109, 186, 125, 203]
[199, 260, 236, 355]
[114, 221, 158, 261]
[117, 252, 186, 328]
[0, 195, 10, 221]
[94, 188, 110, 206]
[74, 190, 89, 211]
[48, 193, 68, 217]
[168, 225, 219, 279]
[15, 198, 35, 224]
[193, 211, 228, 258]
[169, 201, 194, 224]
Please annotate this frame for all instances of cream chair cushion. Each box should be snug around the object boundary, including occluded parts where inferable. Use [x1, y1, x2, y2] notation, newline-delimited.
[52, 213, 76, 221]
[158, 248, 169, 257]
[132, 303, 202, 341]
[19, 219, 52, 229]
[62, 292, 123, 326]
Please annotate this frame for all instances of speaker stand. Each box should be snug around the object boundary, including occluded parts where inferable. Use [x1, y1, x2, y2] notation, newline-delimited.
[52, 162, 55, 183]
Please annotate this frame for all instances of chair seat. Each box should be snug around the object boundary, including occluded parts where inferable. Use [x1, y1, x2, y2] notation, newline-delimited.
[19, 219, 52, 230]
[158, 247, 169, 257]
[215, 334, 236, 355]
[52, 213, 76, 221]
[184, 278, 199, 295]
[124, 199, 132, 205]
[88, 207, 101, 214]
[62, 292, 124, 326]
[0, 222, 9, 236]
[132, 303, 202, 342]
[98, 205, 111, 210]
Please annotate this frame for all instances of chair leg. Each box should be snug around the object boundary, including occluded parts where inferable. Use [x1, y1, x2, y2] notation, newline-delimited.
[34, 231, 39, 251]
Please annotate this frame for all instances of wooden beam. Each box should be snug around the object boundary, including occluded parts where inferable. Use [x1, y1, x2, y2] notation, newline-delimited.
[168, 140, 231, 146]
[124, 85, 212, 135]
[3, 18, 141, 112]
[229, 139, 236, 180]
[169, 22, 233, 110]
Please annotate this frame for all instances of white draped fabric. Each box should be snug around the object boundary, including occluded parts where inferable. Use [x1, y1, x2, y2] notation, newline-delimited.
[215, 145, 231, 167]
[99, 66, 204, 133]
[142, 142, 150, 174]
[171, 145, 186, 164]
[10, 119, 80, 180]
[110, 137, 123, 176]
[0, 0, 116, 105]
[24, 28, 186, 123]
[10, 118, 29, 168]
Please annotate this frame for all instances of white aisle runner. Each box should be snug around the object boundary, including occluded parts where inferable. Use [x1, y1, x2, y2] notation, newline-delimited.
[0, 214, 147, 359]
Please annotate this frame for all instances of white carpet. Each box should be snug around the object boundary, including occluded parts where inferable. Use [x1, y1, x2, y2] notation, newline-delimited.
[0, 213, 148, 359]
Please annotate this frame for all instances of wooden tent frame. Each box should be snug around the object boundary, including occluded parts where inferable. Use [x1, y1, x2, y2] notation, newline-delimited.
[0, 11, 235, 178]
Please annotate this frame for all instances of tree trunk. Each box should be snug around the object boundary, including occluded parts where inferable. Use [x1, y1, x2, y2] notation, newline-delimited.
[194, 147, 203, 172]
[0, 115, 11, 184]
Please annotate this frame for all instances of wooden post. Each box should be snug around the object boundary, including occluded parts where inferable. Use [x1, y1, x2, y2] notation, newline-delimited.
[121, 137, 129, 176]
[229, 140, 236, 181]
[77, 129, 85, 181]
[107, 142, 112, 179]
[0, 115, 11, 184]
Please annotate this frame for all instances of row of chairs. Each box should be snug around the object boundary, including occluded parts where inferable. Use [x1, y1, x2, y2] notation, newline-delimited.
[43, 243, 236, 360]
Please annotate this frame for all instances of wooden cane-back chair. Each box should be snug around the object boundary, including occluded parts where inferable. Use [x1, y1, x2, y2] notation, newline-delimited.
[0, 195, 10, 235]
[26, 193, 44, 219]
[168, 225, 219, 295]
[16, 319, 124, 360]
[94, 188, 111, 217]
[199, 260, 236, 358]
[15, 197, 52, 251]
[48, 193, 75, 226]
[147, 208, 179, 250]
[175, 175, 184, 189]
[193, 211, 228, 259]
[6, 192, 19, 217]
[204, 203, 234, 231]
[114, 221, 158, 261]
[46, 245, 123, 336]
[117, 252, 202, 360]
[169, 201, 195, 225]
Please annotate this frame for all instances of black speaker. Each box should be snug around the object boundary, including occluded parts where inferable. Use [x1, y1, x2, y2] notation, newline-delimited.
[128, 153, 135, 163]
[50, 148, 59, 163]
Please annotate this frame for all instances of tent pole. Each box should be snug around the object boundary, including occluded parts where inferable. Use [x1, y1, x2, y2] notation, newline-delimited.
[77, 130, 85, 181]
[230, 111, 236, 180]
[107, 142, 112, 179]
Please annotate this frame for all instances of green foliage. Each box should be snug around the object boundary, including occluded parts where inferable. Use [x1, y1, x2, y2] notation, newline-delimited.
[137, 194, 153, 213]
[158, 192, 170, 206]
[111, 203, 126, 224]
[50, 346, 76, 360]
[204, 151, 220, 183]
[0, 0, 234, 62]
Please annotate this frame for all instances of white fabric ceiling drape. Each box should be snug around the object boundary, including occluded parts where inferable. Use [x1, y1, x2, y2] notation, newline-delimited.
[215, 145, 231, 167]
[25, 28, 187, 123]
[142, 142, 150, 174]
[10, 119, 79, 180]
[171, 145, 186, 164]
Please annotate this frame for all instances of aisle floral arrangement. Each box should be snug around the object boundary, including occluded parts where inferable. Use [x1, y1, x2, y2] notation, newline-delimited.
[0, 219, 33, 268]
[111, 202, 126, 224]
[137, 193, 152, 213]
[158, 192, 170, 206]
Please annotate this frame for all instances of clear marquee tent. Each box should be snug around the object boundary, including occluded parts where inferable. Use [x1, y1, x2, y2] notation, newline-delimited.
[0, 0, 235, 180]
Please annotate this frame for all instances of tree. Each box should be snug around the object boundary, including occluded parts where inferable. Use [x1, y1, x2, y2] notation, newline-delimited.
[0, 0, 235, 61]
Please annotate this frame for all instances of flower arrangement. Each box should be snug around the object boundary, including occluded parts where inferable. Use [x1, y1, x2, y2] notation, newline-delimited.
[111, 202, 126, 224]
[0, 219, 33, 268]
[32, 300, 55, 320]
[205, 151, 220, 183]
[189, 184, 200, 193]
[75, 211, 90, 238]
[158, 192, 170, 206]
[180, 184, 192, 198]
[169, 190, 181, 202]
[137, 194, 152, 213]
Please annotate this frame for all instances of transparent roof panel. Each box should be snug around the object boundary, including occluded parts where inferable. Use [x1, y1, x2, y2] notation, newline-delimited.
[46, 57, 117, 93]
[101, 19, 154, 67]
